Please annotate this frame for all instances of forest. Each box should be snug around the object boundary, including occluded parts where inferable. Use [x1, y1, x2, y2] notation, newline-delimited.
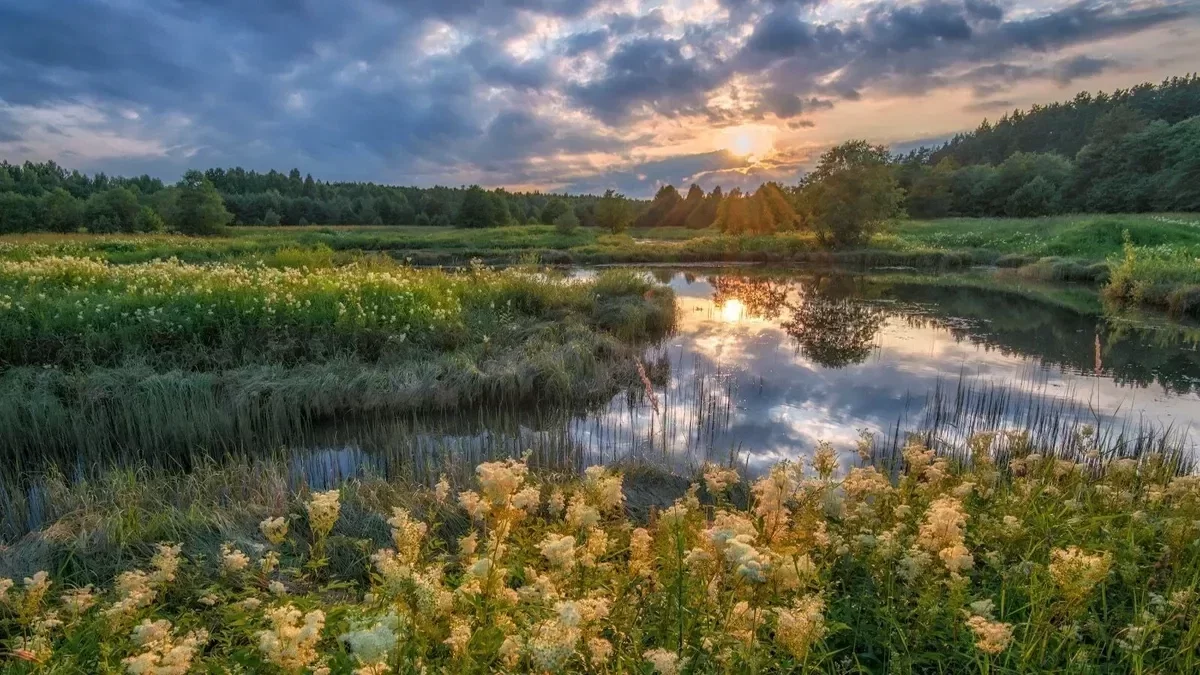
[1, 75, 1198, 237]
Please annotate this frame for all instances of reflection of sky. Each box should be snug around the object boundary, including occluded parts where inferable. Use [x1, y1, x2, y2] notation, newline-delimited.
[568, 272, 1200, 473]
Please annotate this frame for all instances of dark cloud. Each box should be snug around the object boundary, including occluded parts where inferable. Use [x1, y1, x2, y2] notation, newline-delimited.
[567, 36, 725, 123]
[1052, 54, 1118, 84]
[562, 29, 609, 56]
[0, 0, 1195, 194]
[962, 99, 1014, 113]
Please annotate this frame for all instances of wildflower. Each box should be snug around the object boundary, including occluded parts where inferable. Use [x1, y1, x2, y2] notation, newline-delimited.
[917, 497, 973, 576]
[583, 465, 625, 513]
[259, 550, 280, 575]
[812, 441, 837, 479]
[459, 531, 479, 558]
[588, 637, 614, 665]
[306, 490, 341, 537]
[259, 517, 289, 546]
[644, 648, 686, 675]
[444, 618, 472, 657]
[198, 593, 219, 607]
[0, 577, 12, 603]
[387, 508, 428, 564]
[566, 494, 601, 529]
[459, 491, 488, 521]
[703, 463, 741, 494]
[753, 464, 796, 537]
[499, 635, 522, 669]
[60, 586, 97, 615]
[238, 597, 263, 612]
[539, 533, 577, 570]
[1049, 547, 1112, 603]
[269, 580, 288, 596]
[20, 571, 52, 613]
[340, 613, 401, 669]
[512, 486, 541, 513]
[221, 544, 250, 575]
[149, 543, 182, 585]
[258, 605, 325, 671]
[548, 489, 566, 517]
[434, 476, 451, 503]
[965, 615, 1013, 654]
[123, 619, 209, 675]
[629, 527, 654, 577]
[775, 595, 826, 660]
[528, 618, 580, 671]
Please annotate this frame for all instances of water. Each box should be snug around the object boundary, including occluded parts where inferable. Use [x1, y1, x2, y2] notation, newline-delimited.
[6, 268, 1200, 536]
[278, 268, 1200, 476]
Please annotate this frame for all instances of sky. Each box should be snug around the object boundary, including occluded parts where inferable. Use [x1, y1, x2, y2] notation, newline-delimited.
[1, 0, 1198, 197]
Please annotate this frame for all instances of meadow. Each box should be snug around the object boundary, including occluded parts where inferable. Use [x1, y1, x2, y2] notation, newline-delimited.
[3, 214, 1198, 320]
[3, 433, 1199, 673]
[0, 254, 675, 466]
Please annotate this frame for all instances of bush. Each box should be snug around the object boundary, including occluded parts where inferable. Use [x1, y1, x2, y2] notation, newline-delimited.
[553, 210, 579, 235]
[169, 170, 232, 236]
[1005, 176, 1061, 217]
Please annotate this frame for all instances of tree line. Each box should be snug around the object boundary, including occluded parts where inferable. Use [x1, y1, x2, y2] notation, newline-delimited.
[2, 74, 1196, 238]
[896, 74, 1200, 217]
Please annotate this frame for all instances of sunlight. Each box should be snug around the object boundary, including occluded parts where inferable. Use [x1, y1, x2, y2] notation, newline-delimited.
[720, 298, 745, 322]
[720, 125, 776, 160]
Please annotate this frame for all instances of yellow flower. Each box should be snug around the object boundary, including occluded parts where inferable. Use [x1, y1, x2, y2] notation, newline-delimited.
[965, 615, 1014, 654]
[775, 595, 826, 660]
[259, 517, 289, 546]
[257, 605, 325, 670]
[644, 648, 686, 675]
[306, 490, 341, 538]
[1049, 547, 1112, 603]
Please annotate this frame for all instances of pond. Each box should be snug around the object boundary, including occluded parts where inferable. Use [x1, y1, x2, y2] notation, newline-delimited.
[279, 268, 1200, 483]
[7, 268, 1200, 535]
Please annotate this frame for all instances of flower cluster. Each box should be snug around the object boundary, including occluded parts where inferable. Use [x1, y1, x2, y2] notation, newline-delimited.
[6, 439, 1200, 672]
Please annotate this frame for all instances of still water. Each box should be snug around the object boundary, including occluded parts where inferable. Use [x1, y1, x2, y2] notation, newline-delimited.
[8, 268, 1200, 535]
[287, 268, 1200, 482]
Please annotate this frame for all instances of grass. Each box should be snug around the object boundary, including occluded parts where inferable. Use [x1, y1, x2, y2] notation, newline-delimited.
[3, 433, 1199, 672]
[0, 256, 675, 473]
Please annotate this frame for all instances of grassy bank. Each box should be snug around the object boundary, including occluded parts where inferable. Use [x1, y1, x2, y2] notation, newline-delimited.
[0, 258, 674, 463]
[2, 434, 1198, 672]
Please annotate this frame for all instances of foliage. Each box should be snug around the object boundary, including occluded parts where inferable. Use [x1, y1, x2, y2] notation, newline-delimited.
[168, 171, 231, 236]
[4, 436, 1200, 673]
[594, 190, 633, 234]
[795, 141, 903, 247]
[553, 209, 580, 235]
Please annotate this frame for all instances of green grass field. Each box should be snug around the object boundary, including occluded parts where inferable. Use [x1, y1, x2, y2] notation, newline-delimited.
[2, 212, 1198, 316]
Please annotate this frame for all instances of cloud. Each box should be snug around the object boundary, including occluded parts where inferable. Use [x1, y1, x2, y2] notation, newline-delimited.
[0, 0, 1196, 195]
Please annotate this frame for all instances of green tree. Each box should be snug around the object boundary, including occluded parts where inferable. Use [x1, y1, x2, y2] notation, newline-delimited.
[539, 198, 570, 225]
[594, 189, 632, 233]
[84, 187, 140, 232]
[553, 209, 579, 234]
[134, 205, 165, 232]
[40, 188, 84, 233]
[795, 141, 903, 247]
[457, 185, 495, 228]
[634, 185, 682, 228]
[685, 186, 722, 229]
[262, 209, 281, 226]
[169, 170, 231, 236]
[1005, 175, 1061, 217]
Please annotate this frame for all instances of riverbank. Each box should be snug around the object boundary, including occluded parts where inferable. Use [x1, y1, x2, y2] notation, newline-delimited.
[0, 260, 674, 467]
[3, 213, 1197, 317]
[2, 435, 1197, 673]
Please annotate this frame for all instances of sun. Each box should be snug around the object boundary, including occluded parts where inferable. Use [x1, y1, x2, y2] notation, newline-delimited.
[720, 298, 745, 322]
[720, 125, 776, 160]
